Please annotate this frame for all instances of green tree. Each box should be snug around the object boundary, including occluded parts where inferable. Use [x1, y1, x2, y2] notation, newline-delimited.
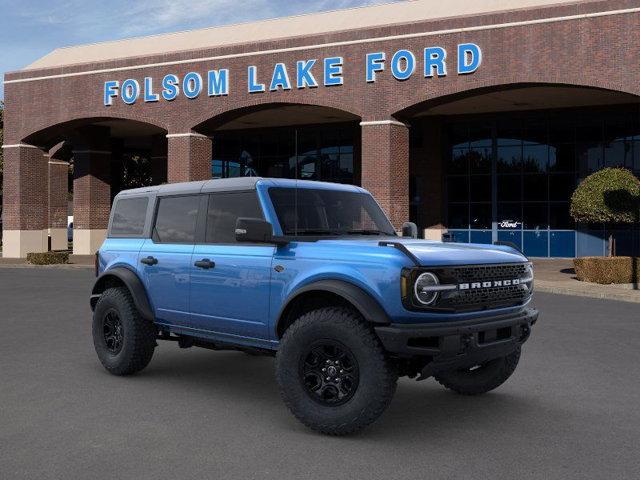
[570, 167, 640, 255]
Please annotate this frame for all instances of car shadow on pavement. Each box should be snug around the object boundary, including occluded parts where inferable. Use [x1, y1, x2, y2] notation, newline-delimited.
[116, 346, 564, 442]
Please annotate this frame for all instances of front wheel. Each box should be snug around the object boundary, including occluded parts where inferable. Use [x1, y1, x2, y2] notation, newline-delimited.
[275, 307, 397, 436]
[92, 287, 156, 376]
[434, 348, 521, 395]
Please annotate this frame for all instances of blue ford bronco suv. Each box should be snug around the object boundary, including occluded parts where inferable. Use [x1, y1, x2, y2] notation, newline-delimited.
[91, 177, 538, 435]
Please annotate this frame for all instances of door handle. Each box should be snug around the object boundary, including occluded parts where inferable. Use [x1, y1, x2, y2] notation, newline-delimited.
[194, 259, 215, 269]
[140, 256, 158, 266]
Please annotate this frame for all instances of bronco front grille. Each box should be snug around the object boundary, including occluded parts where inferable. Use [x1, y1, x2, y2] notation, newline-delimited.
[405, 263, 533, 313]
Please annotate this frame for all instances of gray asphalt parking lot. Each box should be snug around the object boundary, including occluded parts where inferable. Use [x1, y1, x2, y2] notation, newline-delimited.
[1, 267, 639, 480]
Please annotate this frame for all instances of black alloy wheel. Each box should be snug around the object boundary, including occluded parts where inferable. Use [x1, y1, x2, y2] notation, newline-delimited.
[103, 309, 124, 354]
[300, 341, 359, 406]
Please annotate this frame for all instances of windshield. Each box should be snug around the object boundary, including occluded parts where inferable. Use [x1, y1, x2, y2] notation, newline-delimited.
[269, 187, 396, 237]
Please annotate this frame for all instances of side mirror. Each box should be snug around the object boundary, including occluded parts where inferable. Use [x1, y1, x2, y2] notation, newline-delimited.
[401, 222, 418, 239]
[235, 218, 274, 243]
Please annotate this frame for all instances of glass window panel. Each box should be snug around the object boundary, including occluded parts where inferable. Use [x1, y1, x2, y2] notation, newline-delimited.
[634, 142, 640, 172]
[470, 230, 492, 244]
[469, 125, 492, 147]
[549, 174, 576, 201]
[498, 230, 522, 250]
[110, 197, 148, 236]
[523, 174, 548, 202]
[205, 192, 264, 244]
[604, 140, 632, 168]
[523, 203, 548, 229]
[549, 202, 573, 229]
[549, 143, 575, 172]
[470, 175, 492, 202]
[523, 121, 548, 145]
[448, 124, 469, 148]
[577, 143, 603, 175]
[605, 114, 636, 141]
[469, 146, 492, 174]
[497, 203, 522, 229]
[523, 145, 548, 173]
[575, 119, 603, 143]
[470, 203, 492, 229]
[497, 145, 522, 173]
[497, 175, 521, 201]
[449, 148, 469, 174]
[550, 231, 576, 257]
[523, 231, 549, 257]
[447, 177, 469, 203]
[153, 195, 200, 244]
[548, 119, 574, 144]
[211, 159, 224, 179]
[497, 121, 522, 146]
[447, 204, 469, 229]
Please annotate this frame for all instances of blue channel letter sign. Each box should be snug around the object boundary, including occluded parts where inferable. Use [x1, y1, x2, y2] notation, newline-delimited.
[103, 43, 482, 106]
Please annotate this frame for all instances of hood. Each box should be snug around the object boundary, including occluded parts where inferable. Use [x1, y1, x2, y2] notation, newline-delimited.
[317, 237, 527, 266]
[396, 239, 527, 266]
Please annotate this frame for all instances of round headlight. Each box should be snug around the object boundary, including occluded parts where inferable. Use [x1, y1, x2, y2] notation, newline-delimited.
[414, 272, 440, 306]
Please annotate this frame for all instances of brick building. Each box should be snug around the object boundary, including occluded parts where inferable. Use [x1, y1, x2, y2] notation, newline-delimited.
[3, 0, 640, 257]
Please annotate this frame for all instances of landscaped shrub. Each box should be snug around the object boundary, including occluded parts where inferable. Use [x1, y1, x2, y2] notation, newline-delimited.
[570, 168, 640, 224]
[27, 251, 69, 265]
[570, 168, 640, 256]
[573, 256, 640, 284]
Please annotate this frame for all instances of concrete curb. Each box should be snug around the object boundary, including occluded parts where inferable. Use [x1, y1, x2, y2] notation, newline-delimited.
[535, 280, 640, 304]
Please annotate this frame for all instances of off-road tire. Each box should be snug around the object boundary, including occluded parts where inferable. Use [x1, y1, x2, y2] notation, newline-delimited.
[92, 287, 156, 376]
[276, 307, 397, 435]
[434, 348, 521, 395]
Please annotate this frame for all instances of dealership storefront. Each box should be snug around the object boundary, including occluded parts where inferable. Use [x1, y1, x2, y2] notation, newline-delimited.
[3, 0, 640, 257]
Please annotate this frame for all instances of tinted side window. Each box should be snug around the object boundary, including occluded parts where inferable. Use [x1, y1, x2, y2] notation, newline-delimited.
[110, 197, 149, 236]
[153, 195, 200, 243]
[205, 192, 263, 244]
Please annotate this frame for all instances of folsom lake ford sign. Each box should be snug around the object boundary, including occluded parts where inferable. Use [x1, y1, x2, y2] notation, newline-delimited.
[103, 43, 482, 106]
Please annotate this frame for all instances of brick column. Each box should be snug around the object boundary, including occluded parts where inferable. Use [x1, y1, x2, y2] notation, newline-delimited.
[1, 144, 49, 257]
[70, 126, 111, 255]
[48, 159, 69, 251]
[166, 133, 212, 183]
[151, 134, 168, 184]
[360, 120, 410, 230]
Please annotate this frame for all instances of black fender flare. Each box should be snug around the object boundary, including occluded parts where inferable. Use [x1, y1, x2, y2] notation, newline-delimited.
[276, 279, 390, 336]
[90, 267, 154, 321]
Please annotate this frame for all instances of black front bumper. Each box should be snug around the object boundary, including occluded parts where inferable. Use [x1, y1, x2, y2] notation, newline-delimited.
[375, 308, 538, 377]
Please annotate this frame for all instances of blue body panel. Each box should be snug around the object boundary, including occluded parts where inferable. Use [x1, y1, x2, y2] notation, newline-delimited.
[138, 239, 194, 326]
[98, 178, 531, 351]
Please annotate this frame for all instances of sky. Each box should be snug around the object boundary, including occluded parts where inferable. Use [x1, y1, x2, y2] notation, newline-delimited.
[0, 0, 399, 100]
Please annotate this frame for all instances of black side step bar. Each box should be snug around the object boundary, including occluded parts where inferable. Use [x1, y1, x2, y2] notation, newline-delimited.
[378, 241, 420, 266]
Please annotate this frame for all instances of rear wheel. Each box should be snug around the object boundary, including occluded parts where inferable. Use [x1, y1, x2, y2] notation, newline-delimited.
[92, 287, 156, 375]
[276, 307, 397, 435]
[434, 348, 521, 395]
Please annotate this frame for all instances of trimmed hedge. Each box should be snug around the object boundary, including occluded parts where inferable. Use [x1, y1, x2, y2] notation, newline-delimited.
[574, 256, 640, 284]
[570, 168, 640, 224]
[27, 251, 69, 265]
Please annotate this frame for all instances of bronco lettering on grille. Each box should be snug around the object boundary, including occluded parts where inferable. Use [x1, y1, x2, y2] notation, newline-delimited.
[459, 279, 520, 290]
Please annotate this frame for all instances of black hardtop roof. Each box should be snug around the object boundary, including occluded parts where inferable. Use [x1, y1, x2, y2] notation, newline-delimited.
[114, 177, 364, 199]
[116, 177, 262, 198]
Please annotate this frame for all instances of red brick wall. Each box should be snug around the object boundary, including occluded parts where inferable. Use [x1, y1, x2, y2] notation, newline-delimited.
[167, 135, 212, 183]
[2, 146, 48, 230]
[48, 161, 68, 229]
[361, 123, 410, 229]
